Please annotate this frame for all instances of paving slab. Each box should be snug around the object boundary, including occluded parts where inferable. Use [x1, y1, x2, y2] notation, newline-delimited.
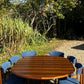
[55, 40, 84, 66]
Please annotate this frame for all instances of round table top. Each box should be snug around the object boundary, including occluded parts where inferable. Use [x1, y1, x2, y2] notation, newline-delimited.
[12, 55, 75, 80]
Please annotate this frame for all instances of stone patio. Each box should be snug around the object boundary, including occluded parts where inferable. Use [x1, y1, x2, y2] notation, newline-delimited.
[55, 40, 84, 66]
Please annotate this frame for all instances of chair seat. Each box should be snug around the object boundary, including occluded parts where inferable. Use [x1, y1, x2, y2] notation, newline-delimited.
[5, 76, 24, 84]
[59, 77, 79, 84]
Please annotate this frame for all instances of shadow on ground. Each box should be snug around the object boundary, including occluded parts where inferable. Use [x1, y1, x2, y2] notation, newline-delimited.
[71, 44, 84, 50]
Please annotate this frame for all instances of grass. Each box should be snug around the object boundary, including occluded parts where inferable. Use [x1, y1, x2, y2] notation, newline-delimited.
[23, 39, 63, 55]
[0, 38, 64, 65]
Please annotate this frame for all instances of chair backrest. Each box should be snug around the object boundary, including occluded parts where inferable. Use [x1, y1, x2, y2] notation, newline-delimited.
[49, 51, 64, 57]
[67, 56, 77, 65]
[75, 63, 83, 75]
[9, 56, 20, 65]
[1, 62, 11, 74]
[21, 51, 37, 57]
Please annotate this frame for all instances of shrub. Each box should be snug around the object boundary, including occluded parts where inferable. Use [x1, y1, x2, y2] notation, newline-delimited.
[0, 17, 46, 52]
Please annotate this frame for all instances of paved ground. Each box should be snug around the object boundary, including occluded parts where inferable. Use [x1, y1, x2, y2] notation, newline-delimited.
[55, 40, 84, 66]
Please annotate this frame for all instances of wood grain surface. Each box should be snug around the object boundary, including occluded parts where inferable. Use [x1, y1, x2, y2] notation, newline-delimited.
[12, 55, 75, 80]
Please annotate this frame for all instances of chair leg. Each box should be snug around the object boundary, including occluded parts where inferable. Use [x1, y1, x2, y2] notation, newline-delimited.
[24, 79, 28, 84]
[76, 59, 78, 63]
[80, 74, 82, 84]
[0, 68, 2, 84]
[82, 68, 84, 84]
[41, 80, 45, 84]
[8, 71, 11, 78]
[3, 74, 6, 83]
[55, 79, 56, 84]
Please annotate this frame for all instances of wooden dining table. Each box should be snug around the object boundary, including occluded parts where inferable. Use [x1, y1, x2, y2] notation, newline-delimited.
[12, 55, 75, 84]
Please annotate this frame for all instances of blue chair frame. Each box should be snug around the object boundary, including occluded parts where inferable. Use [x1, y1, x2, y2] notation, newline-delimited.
[1, 62, 11, 82]
[71, 63, 83, 77]
[1, 62, 11, 74]
[75, 63, 83, 75]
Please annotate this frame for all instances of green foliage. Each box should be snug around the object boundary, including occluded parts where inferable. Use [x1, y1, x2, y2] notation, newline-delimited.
[0, 0, 4, 4]
[0, 0, 14, 18]
[16, 38, 62, 55]
[29, 38, 62, 55]
[13, 0, 78, 39]
[0, 17, 47, 64]
[42, 0, 77, 19]
[0, 17, 46, 52]
[0, 38, 63, 65]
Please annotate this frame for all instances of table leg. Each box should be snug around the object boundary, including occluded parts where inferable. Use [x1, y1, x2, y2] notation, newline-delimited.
[41, 80, 44, 84]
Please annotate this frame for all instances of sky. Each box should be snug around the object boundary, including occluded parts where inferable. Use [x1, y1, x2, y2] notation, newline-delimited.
[10, 0, 24, 1]
[10, 0, 25, 1]
[10, 0, 27, 3]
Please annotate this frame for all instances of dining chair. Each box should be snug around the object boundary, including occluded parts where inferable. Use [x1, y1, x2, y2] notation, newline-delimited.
[21, 51, 37, 57]
[67, 56, 77, 65]
[71, 63, 83, 79]
[1, 62, 11, 74]
[0, 67, 24, 84]
[49, 51, 64, 57]
[1, 62, 11, 82]
[9, 55, 20, 65]
[5, 76, 25, 84]
[8, 56, 20, 77]
[59, 77, 80, 84]
[59, 62, 83, 84]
